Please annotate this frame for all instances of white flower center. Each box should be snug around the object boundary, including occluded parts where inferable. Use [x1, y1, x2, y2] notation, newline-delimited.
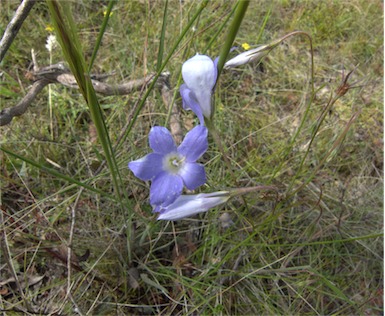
[163, 153, 185, 174]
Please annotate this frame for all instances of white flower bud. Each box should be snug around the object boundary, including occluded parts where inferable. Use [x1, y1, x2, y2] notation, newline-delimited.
[182, 54, 217, 118]
[156, 191, 230, 221]
[224, 45, 269, 69]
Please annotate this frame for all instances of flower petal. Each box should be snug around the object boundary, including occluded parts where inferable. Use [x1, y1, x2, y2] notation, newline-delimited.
[150, 172, 183, 207]
[178, 125, 208, 162]
[179, 162, 206, 190]
[182, 54, 217, 118]
[128, 153, 164, 180]
[149, 126, 177, 154]
[156, 191, 230, 220]
[180, 84, 205, 125]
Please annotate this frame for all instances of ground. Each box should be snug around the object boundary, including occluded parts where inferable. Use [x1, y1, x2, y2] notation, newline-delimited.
[0, 1, 383, 315]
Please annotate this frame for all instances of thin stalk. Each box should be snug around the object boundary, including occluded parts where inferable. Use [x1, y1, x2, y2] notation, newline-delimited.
[156, 0, 168, 72]
[267, 31, 315, 182]
[48, 49, 53, 139]
[216, 0, 250, 79]
[205, 118, 234, 177]
[203, 2, 238, 54]
[255, 5, 271, 44]
[205, 118, 256, 215]
[289, 110, 361, 197]
[88, 0, 115, 72]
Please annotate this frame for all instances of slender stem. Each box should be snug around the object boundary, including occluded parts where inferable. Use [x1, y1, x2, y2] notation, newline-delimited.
[157, 0, 168, 72]
[205, 118, 234, 177]
[216, 0, 250, 80]
[49, 52, 53, 139]
[88, 0, 115, 72]
[230, 185, 278, 198]
[268, 31, 315, 182]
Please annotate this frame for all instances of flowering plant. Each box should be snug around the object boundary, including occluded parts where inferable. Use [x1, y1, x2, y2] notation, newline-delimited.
[128, 125, 208, 210]
[129, 44, 277, 219]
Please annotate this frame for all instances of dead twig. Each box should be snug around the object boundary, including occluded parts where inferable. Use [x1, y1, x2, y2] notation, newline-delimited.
[0, 79, 49, 126]
[0, 0, 36, 62]
[0, 61, 170, 126]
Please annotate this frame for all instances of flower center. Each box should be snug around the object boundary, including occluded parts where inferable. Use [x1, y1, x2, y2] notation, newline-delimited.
[163, 153, 185, 174]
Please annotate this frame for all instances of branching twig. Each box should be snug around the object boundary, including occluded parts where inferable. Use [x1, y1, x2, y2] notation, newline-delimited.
[0, 61, 170, 126]
[0, 0, 36, 62]
[0, 79, 49, 126]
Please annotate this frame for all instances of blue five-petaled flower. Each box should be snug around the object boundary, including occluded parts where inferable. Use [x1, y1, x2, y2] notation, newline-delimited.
[180, 54, 218, 125]
[128, 125, 208, 210]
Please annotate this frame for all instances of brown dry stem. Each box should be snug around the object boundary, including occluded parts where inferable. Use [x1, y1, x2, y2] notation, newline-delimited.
[1, 61, 170, 126]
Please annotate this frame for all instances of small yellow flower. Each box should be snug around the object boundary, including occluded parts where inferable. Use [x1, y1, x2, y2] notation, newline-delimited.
[242, 42, 251, 50]
[45, 24, 54, 32]
[103, 10, 113, 17]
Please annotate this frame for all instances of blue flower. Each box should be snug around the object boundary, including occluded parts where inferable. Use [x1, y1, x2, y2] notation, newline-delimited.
[128, 125, 208, 208]
[155, 191, 231, 221]
[180, 54, 218, 124]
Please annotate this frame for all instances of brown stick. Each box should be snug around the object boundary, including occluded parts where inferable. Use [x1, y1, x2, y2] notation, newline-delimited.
[0, 79, 49, 126]
[0, 0, 36, 62]
[0, 62, 170, 126]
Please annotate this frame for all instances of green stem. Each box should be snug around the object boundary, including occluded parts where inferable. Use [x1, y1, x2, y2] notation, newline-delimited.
[216, 0, 249, 80]
[88, 0, 116, 72]
[205, 118, 234, 177]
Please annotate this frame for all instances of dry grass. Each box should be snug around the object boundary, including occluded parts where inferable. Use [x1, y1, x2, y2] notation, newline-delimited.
[0, 0, 383, 315]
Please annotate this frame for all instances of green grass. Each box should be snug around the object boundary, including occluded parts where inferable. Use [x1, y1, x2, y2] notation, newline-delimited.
[0, 0, 383, 315]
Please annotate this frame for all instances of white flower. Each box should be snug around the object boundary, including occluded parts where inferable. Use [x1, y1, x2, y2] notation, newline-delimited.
[181, 54, 218, 122]
[45, 34, 58, 53]
[155, 191, 230, 221]
[224, 45, 269, 69]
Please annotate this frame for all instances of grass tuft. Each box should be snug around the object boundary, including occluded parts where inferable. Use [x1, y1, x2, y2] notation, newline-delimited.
[0, 1, 382, 315]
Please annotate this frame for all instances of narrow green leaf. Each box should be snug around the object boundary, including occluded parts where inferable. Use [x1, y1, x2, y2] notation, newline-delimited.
[216, 0, 250, 79]
[255, 5, 271, 44]
[203, 3, 238, 54]
[156, 0, 168, 72]
[47, 0, 123, 201]
[88, 0, 116, 71]
[309, 268, 355, 305]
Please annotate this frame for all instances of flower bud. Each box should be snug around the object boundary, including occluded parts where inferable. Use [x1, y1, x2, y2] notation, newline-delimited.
[181, 54, 218, 120]
[224, 45, 269, 69]
[155, 191, 230, 221]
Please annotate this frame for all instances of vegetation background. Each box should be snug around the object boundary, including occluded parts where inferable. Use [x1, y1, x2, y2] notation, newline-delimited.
[0, 0, 383, 315]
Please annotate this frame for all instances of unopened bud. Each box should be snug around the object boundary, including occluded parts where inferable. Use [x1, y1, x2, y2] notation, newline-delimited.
[224, 45, 269, 69]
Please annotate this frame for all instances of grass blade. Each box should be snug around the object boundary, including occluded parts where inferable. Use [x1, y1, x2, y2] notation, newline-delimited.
[216, 0, 250, 79]
[46, 0, 123, 200]
[156, 0, 168, 72]
[88, 0, 116, 72]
